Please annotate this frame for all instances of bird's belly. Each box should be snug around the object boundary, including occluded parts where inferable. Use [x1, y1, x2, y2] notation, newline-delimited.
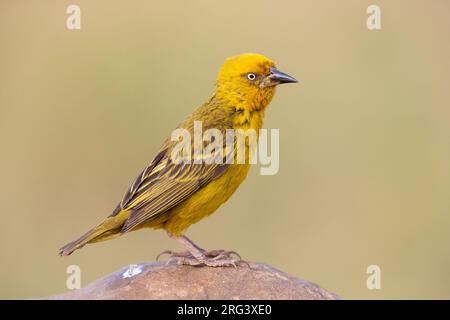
[160, 164, 250, 236]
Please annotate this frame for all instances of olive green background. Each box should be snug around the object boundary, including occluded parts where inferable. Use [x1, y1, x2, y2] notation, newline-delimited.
[1, 0, 449, 299]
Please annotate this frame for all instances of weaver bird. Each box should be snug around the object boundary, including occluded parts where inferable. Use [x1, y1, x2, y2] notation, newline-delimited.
[59, 53, 297, 266]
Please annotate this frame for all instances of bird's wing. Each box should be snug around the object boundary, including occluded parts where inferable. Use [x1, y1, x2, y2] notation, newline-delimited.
[116, 141, 231, 233]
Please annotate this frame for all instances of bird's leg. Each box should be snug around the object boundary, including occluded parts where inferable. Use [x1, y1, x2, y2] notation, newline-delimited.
[157, 232, 242, 267]
[156, 233, 204, 262]
[176, 234, 206, 253]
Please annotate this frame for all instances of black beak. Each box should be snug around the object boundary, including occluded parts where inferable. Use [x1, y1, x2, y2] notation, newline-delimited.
[268, 67, 298, 84]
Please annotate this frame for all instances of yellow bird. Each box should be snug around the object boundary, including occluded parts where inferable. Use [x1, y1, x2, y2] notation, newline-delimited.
[59, 53, 297, 266]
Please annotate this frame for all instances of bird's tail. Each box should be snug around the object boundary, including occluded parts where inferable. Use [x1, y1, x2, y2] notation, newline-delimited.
[59, 227, 103, 256]
[59, 212, 129, 256]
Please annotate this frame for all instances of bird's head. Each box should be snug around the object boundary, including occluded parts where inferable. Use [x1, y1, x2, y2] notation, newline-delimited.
[215, 53, 297, 111]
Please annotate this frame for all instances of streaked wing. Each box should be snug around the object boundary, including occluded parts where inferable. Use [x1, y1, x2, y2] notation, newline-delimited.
[117, 143, 230, 233]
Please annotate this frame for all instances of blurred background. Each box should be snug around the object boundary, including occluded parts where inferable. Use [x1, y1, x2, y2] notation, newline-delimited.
[1, 0, 449, 299]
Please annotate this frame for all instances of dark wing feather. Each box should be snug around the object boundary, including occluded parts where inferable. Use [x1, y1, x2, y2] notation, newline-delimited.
[118, 144, 230, 233]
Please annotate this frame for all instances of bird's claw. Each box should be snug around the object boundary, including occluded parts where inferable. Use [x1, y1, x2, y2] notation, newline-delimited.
[156, 250, 172, 261]
[206, 250, 241, 260]
[157, 249, 246, 268]
[156, 250, 192, 262]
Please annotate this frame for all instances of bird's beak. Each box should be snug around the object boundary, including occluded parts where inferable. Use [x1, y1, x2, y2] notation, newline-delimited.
[260, 67, 298, 88]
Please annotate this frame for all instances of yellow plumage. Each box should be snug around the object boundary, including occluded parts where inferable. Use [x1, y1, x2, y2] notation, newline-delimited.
[59, 53, 296, 258]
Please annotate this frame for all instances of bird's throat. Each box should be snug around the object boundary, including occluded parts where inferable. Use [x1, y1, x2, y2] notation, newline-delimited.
[233, 108, 265, 132]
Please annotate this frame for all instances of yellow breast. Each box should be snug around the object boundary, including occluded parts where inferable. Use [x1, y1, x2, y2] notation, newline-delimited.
[162, 162, 250, 236]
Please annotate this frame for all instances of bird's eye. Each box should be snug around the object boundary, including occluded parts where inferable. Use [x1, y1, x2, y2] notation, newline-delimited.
[247, 73, 257, 81]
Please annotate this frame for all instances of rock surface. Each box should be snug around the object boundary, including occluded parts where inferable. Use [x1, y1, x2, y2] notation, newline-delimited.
[49, 262, 339, 300]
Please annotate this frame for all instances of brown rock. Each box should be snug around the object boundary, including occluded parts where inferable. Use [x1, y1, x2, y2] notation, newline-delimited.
[49, 262, 339, 300]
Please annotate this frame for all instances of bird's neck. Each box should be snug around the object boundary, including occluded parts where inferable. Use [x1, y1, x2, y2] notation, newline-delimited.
[233, 107, 265, 132]
[215, 87, 275, 132]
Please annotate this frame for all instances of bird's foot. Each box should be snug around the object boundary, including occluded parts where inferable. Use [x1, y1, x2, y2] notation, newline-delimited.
[156, 250, 194, 262]
[157, 249, 245, 267]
